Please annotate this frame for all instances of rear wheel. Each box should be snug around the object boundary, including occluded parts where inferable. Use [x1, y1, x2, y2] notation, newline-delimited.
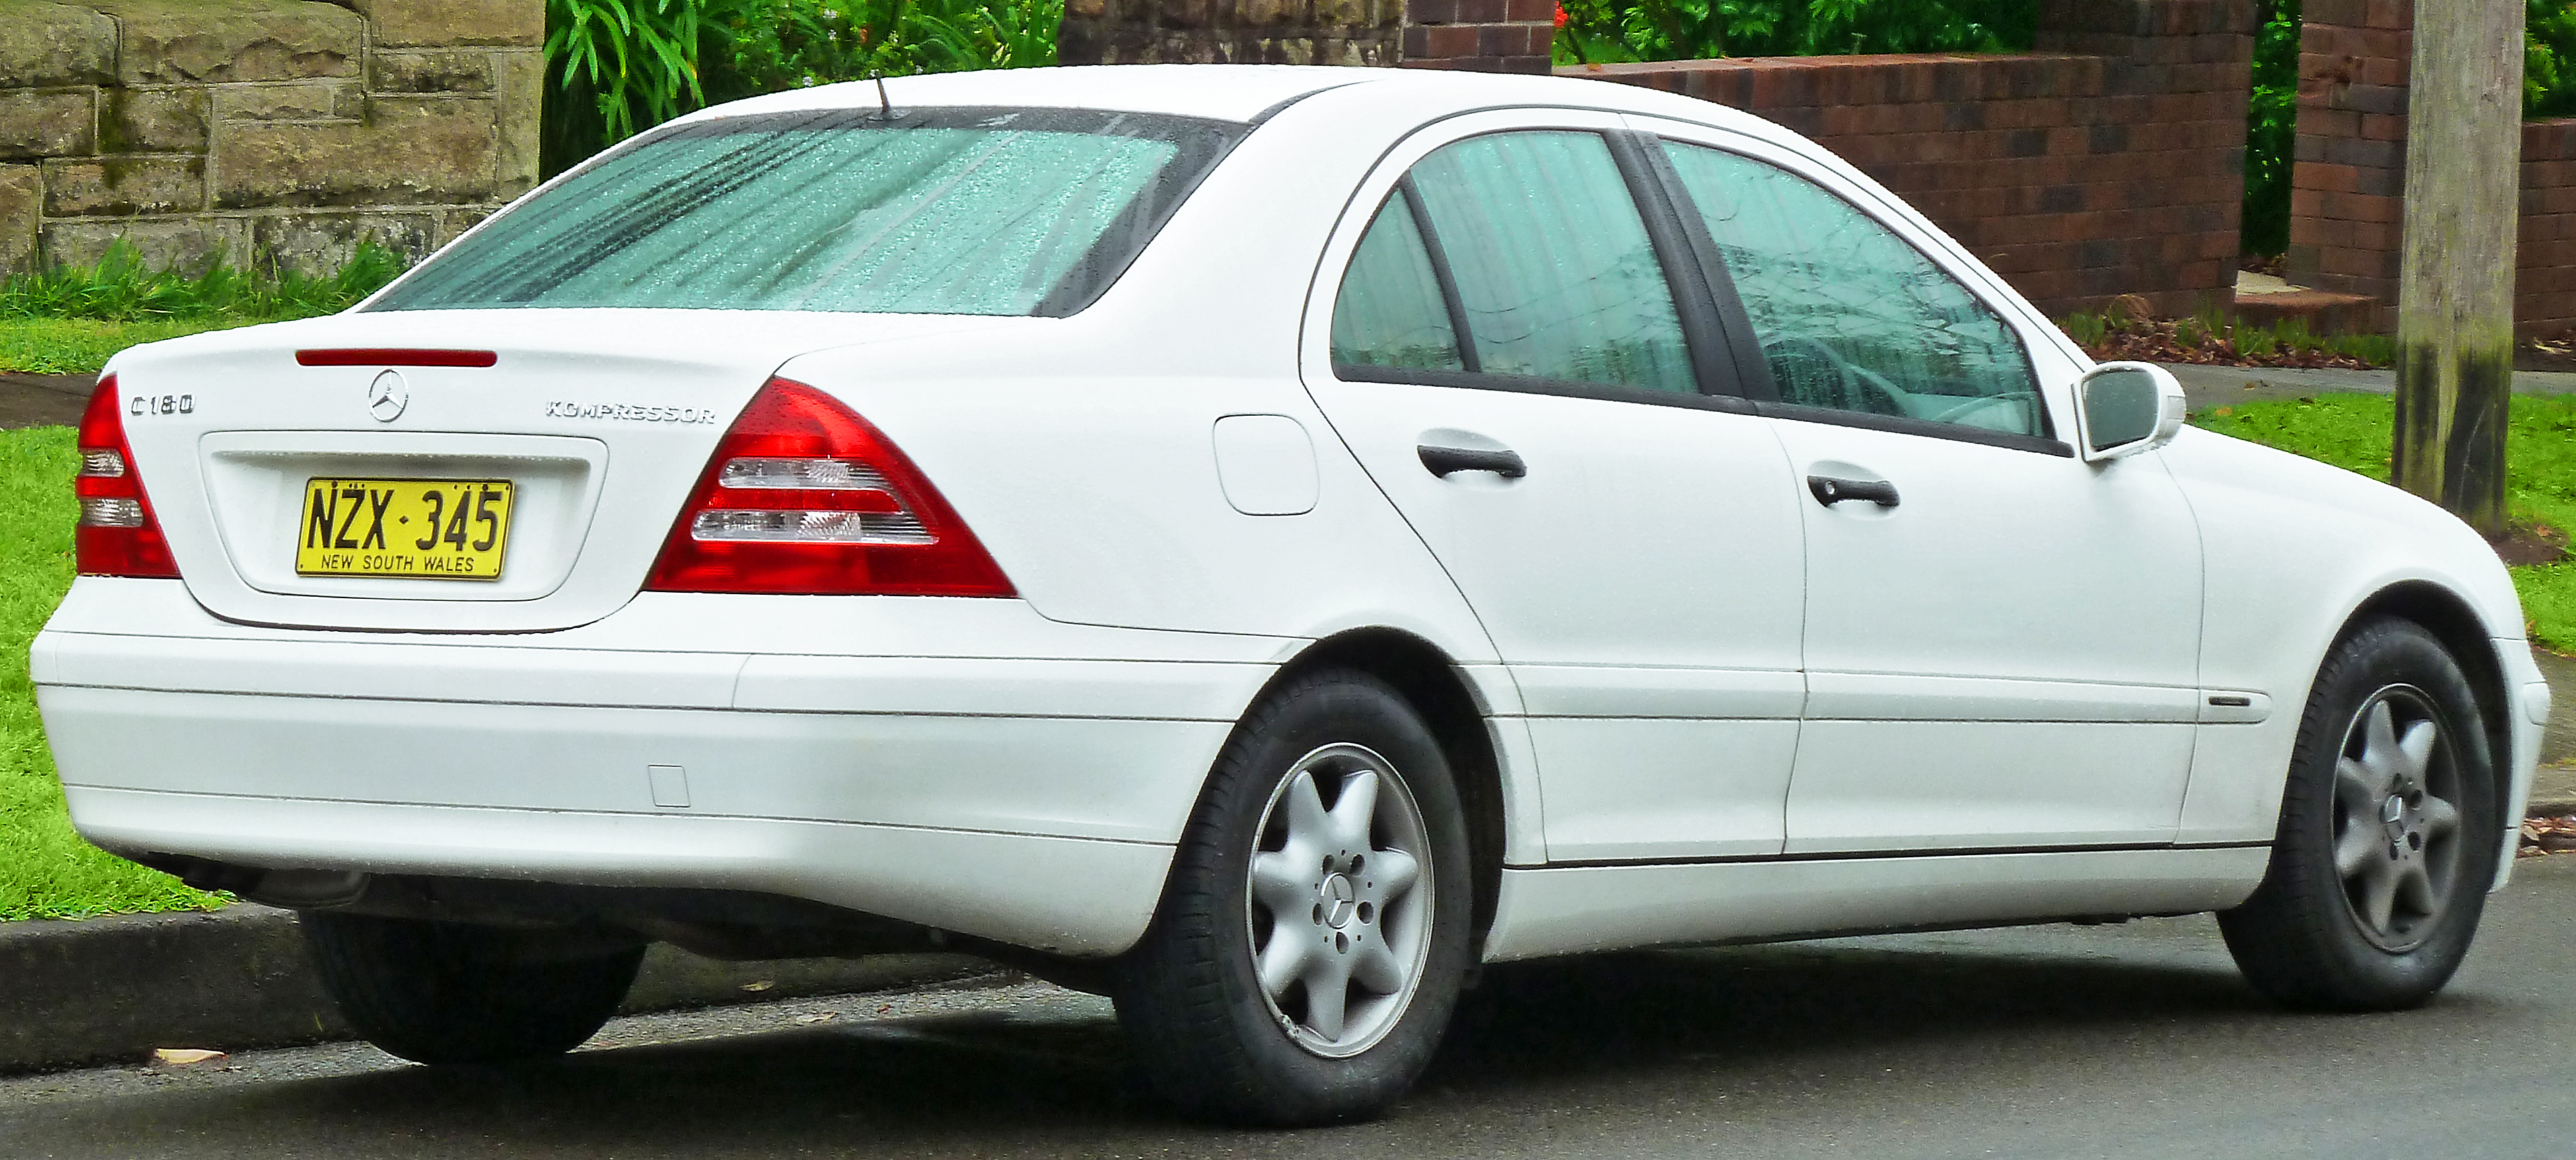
[2219, 618, 2501, 1010]
[1114, 669, 1473, 1126]
[301, 912, 645, 1065]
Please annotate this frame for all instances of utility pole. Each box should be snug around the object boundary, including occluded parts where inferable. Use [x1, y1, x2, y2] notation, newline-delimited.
[2392, 0, 2523, 537]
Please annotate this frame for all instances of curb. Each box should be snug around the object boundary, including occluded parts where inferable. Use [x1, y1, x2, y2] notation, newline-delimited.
[0, 904, 998, 1075]
[0, 371, 90, 431]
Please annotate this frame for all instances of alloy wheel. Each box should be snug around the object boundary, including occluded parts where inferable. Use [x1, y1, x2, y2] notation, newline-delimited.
[2330, 686, 2466, 952]
[1244, 742, 1435, 1058]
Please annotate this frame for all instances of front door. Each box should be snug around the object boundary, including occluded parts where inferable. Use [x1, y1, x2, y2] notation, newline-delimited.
[1647, 126, 2207, 854]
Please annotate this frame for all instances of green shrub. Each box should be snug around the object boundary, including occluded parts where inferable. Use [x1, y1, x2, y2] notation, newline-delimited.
[0, 241, 404, 323]
[2052, 307, 2396, 369]
[2533, 0, 2576, 119]
[2060, 311, 2108, 348]
[1554, 0, 2034, 67]
[542, 0, 717, 174]
[708, 0, 1059, 98]
[542, 0, 1059, 176]
[2242, 0, 2297, 258]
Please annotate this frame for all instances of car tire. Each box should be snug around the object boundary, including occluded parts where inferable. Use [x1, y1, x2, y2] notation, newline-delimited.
[2217, 617, 2501, 1011]
[301, 912, 646, 1065]
[1113, 668, 1474, 1126]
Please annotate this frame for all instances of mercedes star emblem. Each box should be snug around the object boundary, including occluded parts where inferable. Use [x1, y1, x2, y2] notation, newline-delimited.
[367, 369, 408, 423]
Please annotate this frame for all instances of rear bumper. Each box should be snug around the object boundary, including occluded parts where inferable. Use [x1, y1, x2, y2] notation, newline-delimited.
[59, 785, 1174, 956]
[36, 579, 1295, 955]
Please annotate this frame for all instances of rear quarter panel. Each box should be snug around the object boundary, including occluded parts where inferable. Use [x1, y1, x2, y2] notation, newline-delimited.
[768, 90, 1500, 664]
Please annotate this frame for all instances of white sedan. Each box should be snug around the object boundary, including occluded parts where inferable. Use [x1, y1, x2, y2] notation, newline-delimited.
[35, 65, 2546, 1124]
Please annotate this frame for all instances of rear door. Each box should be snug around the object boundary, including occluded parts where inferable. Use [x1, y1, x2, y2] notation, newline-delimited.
[1299, 110, 1809, 863]
[1638, 120, 2207, 854]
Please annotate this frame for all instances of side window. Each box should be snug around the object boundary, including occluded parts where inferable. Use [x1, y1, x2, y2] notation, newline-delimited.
[1659, 141, 2042, 437]
[1332, 131, 1695, 396]
[1330, 198, 1465, 372]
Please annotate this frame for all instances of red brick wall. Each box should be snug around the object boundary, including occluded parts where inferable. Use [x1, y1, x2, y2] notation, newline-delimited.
[1408, 0, 2256, 321]
[2295, 0, 2576, 338]
[1400, 0, 1554, 74]
[2522, 120, 2576, 338]
[2284, 0, 2407, 314]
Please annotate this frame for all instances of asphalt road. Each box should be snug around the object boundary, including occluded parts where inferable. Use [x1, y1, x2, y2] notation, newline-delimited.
[6, 857, 2575, 1159]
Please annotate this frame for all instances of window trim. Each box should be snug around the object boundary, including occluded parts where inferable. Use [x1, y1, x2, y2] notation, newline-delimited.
[1324, 126, 1746, 412]
[1602, 131, 1754, 399]
[1398, 177, 1482, 374]
[1645, 132, 2066, 452]
[1752, 400, 2074, 458]
[1626, 131, 1777, 404]
[1332, 363, 1758, 414]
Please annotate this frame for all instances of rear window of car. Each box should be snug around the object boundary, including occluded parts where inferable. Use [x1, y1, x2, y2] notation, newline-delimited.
[366, 107, 1244, 318]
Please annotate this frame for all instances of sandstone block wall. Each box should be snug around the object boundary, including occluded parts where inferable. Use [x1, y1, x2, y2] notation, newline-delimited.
[0, 0, 542, 278]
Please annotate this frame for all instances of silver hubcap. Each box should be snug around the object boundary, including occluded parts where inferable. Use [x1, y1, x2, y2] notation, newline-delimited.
[1245, 743, 1433, 1058]
[2332, 686, 2464, 952]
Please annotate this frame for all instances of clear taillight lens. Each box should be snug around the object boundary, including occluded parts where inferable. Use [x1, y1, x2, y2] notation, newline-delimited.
[643, 377, 1014, 596]
[73, 376, 179, 579]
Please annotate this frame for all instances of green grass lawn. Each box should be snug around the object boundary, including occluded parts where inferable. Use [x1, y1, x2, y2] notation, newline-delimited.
[0, 318, 239, 375]
[2192, 392, 2576, 651]
[0, 240, 404, 375]
[0, 427, 224, 919]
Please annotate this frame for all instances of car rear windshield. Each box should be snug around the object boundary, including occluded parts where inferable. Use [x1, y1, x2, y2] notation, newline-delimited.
[366, 107, 1244, 318]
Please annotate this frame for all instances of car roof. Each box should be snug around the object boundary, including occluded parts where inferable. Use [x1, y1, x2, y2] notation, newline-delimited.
[671, 64, 1780, 141]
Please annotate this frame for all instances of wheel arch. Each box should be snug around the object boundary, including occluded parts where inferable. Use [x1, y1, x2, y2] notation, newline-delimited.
[1255, 627, 1509, 958]
[2341, 580, 2515, 825]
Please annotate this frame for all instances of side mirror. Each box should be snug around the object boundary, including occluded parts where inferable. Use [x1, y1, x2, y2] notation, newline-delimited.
[2075, 361, 2186, 462]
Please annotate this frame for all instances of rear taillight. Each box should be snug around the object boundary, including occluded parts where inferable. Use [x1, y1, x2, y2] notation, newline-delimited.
[644, 377, 1014, 596]
[73, 376, 178, 579]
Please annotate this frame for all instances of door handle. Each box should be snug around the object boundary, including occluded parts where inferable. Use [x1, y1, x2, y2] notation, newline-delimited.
[1807, 474, 1898, 507]
[1419, 443, 1527, 479]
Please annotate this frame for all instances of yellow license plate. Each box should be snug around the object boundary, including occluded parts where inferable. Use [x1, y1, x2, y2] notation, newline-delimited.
[296, 478, 515, 580]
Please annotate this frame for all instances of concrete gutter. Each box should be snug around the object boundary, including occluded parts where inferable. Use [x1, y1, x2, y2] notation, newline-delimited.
[0, 904, 997, 1075]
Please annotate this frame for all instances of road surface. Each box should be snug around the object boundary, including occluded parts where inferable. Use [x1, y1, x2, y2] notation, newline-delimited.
[7, 857, 2575, 1159]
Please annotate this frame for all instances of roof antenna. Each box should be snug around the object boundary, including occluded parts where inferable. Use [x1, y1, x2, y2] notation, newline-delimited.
[873, 71, 894, 119]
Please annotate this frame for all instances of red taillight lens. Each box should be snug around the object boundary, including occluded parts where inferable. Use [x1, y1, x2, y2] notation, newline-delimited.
[644, 377, 1015, 596]
[73, 376, 178, 579]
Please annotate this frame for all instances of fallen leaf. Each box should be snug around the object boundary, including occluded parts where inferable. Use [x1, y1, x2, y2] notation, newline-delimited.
[2519, 814, 2576, 856]
[740, 980, 776, 992]
[151, 1048, 227, 1066]
[794, 1013, 835, 1024]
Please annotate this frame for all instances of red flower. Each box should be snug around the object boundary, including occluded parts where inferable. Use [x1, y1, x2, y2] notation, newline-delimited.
[1552, 4, 1567, 26]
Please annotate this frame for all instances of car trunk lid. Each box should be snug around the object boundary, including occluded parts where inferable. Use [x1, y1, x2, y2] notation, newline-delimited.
[106, 307, 1006, 632]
